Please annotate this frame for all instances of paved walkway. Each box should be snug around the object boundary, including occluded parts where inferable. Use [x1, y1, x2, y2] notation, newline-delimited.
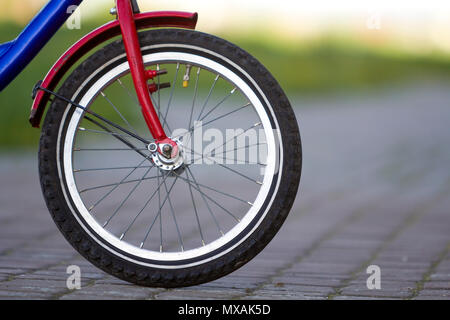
[1, 83, 450, 299]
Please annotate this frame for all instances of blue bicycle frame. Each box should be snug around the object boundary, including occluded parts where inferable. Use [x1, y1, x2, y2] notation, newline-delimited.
[0, 0, 145, 92]
[0, 0, 83, 91]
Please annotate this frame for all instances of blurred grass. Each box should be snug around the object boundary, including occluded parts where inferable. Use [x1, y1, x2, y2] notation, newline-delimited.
[229, 32, 450, 94]
[0, 22, 449, 149]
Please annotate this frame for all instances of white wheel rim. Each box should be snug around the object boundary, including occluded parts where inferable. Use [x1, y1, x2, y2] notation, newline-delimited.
[58, 45, 283, 268]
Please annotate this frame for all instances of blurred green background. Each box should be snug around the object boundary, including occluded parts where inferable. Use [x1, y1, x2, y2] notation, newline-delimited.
[0, 0, 449, 149]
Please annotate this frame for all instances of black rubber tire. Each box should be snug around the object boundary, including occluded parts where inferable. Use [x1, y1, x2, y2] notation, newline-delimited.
[39, 29, 302, 287]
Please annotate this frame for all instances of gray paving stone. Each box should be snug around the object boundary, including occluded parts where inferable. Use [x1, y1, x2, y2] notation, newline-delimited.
[413, 296, 450, 300]
[60, 284, 159, 300]
[333, 295, 398, 300]
[155, 288, 244, 300]
[423, 281, 450, 290]
[1, 84, 450, 299]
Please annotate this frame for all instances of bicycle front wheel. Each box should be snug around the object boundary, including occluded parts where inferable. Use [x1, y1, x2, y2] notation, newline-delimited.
[39, 29, 301, 287]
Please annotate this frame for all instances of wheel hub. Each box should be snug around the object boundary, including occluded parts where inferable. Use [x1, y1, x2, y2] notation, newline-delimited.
[148, 138, 184, 171]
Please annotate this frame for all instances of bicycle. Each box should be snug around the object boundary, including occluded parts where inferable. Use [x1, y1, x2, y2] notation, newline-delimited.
[0, 0, 302, 287]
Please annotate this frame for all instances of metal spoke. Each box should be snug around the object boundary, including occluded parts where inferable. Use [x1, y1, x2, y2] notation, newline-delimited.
[120, 172, 170, 241]
[198, 87, 237, 122]
[170, 102, 252, 142]
[162, 178, 184, 251]
[82, 116, 150, 160]
[139, 174, 179, 248]
[201, 102, 251, 127]
[186, 167, 224, 236]
[157, 64, 161, 118]
[197, 74, 219, 121]
[78, 127, 130, 138]
[183, 167, 253, 206]
[87, 155, 152, 212]
[149, 86, 173, 134]
[185, 170, 205, 246]
[182, 145, 263, 185]
[117, 77, 173, 134]
[215, 162, 263, 184]
[184, 68, 201, 149]
[162, 62, 180, 130]
[38, 86, 150, 145]
[102, 166, 153, 227]
[74, 148, 148, 152]
[117, 78, 134, 98]
[185, 142, 267, 166]
[188, 68, 200, 130]
[190, 156, 266, 166]
[157, 170, 163, 252]
[74, 165, 153, 173]
[117, 78, 143, 112]
[212, 142, 266, 154]
[171, 170, 240, 222]
[79, 175, 160, 194]
[185, 144, 266, 166]
[100, 91, 138, 135]
[203, 122, 262, 160]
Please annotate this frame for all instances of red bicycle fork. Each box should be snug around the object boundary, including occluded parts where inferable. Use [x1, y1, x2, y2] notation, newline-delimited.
[116, 0, 174, 149]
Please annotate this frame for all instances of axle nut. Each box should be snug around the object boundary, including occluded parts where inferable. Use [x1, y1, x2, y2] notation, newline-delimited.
[147, 143, 158, 153]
